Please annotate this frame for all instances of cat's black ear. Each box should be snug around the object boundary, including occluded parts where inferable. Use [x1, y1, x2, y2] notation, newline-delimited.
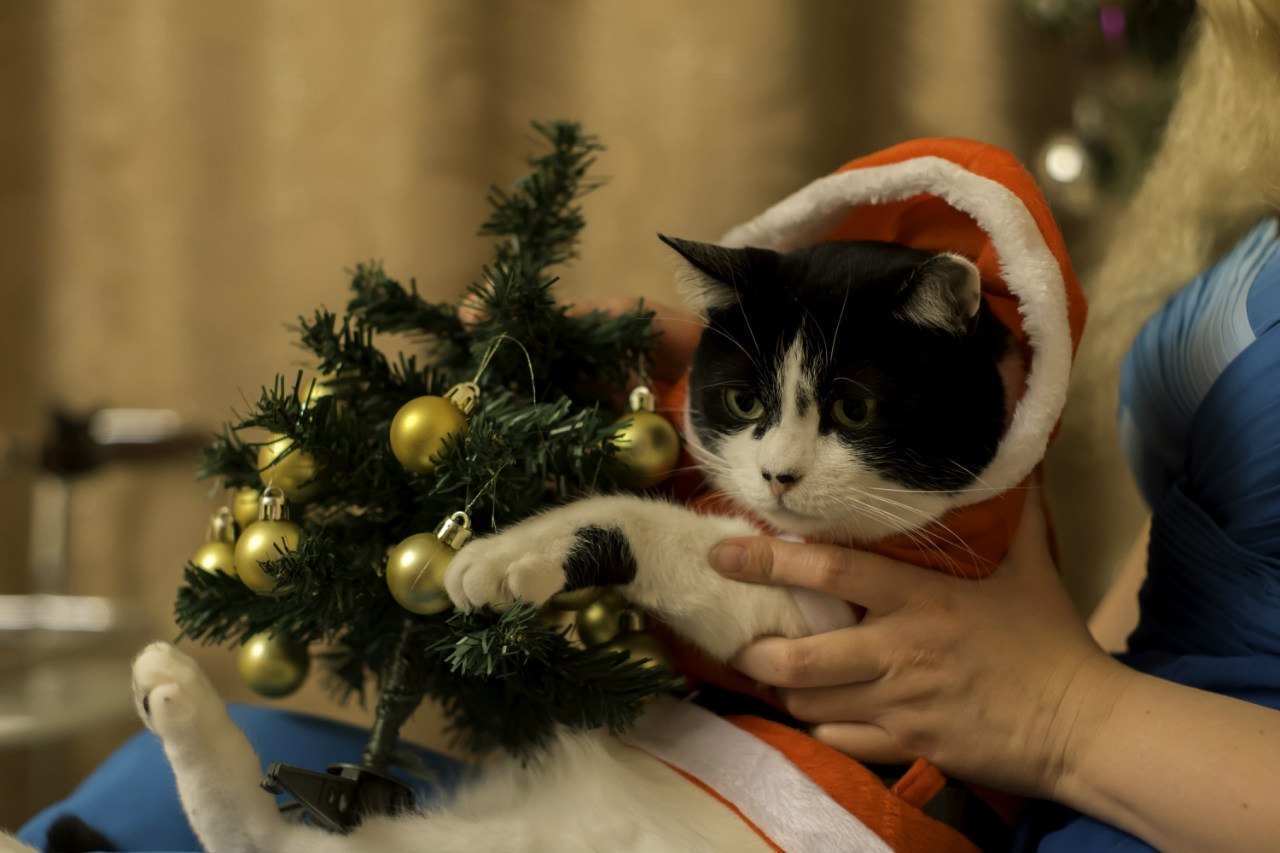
[897, 253, 983, 335]
[658, 234, 778, 317]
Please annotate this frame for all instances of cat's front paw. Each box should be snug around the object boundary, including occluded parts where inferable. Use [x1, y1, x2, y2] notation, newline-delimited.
[445, 526, 575, 610]
[132, 642, 221, 737]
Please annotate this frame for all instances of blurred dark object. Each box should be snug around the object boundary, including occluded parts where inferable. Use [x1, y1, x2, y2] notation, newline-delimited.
[1, 406, 207, 750]
[1022, 0, 1196, 214]
[1, 408, 206, 597]
[38, 408, 206, 478]
[1022, 0, 1196, 65]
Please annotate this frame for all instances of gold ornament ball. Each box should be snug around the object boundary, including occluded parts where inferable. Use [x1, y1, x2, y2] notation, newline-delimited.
[235, 518, 303, 593]
[550, 586, 603, 611]
[385, 533, 456, 615]
[232, 487, 262, 532]
[302, 375, 336, 407]
[574, 590, 631, 647]
[389, 396, 468, 475]
[602, 631, 672, 673]
[302, 374, 353, 418]
[257, 434, 321, 503]
[237, 633, 310, 698]
[611, 411, 681, 488]
[192, 541, 237, 578]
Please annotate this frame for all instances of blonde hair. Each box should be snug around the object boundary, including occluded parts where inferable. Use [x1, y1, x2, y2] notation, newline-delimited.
[1074, 0, 1280, 430]
[1052, 0, 1280, 608]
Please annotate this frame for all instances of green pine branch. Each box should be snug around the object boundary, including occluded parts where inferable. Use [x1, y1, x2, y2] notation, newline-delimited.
[175, 120, 676, 765]
[433, 603, 680, 755]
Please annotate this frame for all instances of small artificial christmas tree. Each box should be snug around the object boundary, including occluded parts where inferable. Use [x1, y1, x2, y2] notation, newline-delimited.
[175, 121, 680, 827]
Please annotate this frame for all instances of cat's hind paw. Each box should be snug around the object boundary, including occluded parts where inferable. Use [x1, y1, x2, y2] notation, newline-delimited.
[132, 642, 221, 736]
[444, 526, 574, 611]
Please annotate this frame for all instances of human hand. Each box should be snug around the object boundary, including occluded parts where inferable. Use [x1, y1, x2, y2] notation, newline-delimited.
[710, 490, 1133, 799]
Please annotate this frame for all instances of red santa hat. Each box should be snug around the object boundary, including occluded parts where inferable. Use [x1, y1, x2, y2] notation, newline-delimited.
[719, 138, 1087, 515]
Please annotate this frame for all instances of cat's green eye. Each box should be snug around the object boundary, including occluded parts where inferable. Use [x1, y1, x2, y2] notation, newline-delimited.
[724, 388, 765, 421]
[833, 397, 876, 429]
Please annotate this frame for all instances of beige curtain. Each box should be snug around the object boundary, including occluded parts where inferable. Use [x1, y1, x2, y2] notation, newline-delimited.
[0, 0, 1080, 826]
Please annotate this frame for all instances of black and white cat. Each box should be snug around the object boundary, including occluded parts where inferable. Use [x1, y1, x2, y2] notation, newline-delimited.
[445, 236, 1010, 660]
[4, 237, 1015, 853]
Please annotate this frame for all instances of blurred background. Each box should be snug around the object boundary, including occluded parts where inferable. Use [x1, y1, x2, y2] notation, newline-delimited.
[0, 0, 1192, 829]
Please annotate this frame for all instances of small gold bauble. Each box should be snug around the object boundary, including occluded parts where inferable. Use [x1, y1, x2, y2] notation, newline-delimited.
[302, 374, 353, 418]
[602, 631, 672, 673]
[192, 507, 238, 577]
[302, 375, 336, 407]
[610, 410, 681, 489]
[192, 541, 237, 577]
[385, 533, 455, 615]
[385, 513, 472, 615]
[237, 632, 309, 698]
[574, 590, 633, 646]
[389, 395, 469, 475]
[235, 518, 302, 593]
[257, 433, 322, 503]
[550, 586, 604, 611]
[232, 487, 262, 532]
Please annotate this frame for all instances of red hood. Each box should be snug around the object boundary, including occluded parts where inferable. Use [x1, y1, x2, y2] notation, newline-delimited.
[666, 138, 1086, 578]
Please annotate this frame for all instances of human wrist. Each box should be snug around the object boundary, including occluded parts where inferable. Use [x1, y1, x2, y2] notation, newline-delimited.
[1043, 652, 1137, 805]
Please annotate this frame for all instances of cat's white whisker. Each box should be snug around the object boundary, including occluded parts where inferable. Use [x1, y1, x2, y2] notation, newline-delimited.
[727, 267, 765, 362]
[855, 490, 987, 579]
[796, 303, 831, 372]
[828, 278, 851, 362]
[636, 313, 764, 371]
[864, 484, 1026, 495]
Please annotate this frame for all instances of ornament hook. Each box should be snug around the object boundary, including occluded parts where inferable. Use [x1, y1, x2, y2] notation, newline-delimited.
[433, 511, 473, 550]
[208, 507, 237, 543]
[259, 485, 290, 522]
[628, 385, 657, 413]
[444, 382, 481, 416]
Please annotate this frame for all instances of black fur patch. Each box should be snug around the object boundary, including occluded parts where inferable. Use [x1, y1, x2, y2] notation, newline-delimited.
[45, 814, 117, 853]
[677, 239, 1009, 493]
[562, 526, 637, 589]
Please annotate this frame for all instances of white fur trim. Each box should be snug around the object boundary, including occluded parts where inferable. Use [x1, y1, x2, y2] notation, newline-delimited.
[721, 157, 1071, 505]
[624, 697, 894, 853]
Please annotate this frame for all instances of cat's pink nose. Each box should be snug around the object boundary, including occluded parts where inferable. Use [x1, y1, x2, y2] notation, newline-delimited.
[762, 470, 802, 498]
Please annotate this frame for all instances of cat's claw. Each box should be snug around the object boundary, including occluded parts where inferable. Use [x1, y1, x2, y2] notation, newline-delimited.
[131, 642, 219, 735]
[445, 529, 572, 610]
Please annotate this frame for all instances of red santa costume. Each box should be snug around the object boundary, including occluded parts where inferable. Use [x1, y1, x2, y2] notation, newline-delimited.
[622, 138, 1087, 853]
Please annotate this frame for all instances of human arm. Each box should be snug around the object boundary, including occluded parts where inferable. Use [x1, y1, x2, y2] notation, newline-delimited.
[710, 495, 1280, 853]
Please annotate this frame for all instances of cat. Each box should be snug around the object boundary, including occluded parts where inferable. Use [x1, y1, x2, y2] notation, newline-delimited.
[5, 236, 1014, 853]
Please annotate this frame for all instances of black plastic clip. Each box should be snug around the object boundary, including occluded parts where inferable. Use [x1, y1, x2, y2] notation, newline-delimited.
[262, 762, 415, 833]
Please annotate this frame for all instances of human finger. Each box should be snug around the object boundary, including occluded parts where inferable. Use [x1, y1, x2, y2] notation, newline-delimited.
[810, 723, 915, 766]
[711, 537, 926, 613]
[776, 681, 897, 726]
[729, 627, 887, 689]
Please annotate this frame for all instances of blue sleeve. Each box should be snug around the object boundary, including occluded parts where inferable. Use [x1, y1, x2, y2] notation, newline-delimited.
[1019, 217, 1280, 852]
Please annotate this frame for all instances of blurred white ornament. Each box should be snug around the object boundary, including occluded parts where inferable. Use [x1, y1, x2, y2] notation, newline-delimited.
[1035, 132, 1099, 215]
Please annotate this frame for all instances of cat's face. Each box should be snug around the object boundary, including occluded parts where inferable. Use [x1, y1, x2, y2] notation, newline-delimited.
[666, 237, 1009, 543]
